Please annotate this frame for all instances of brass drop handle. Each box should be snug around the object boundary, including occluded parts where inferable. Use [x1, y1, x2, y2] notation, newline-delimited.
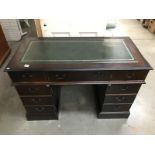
[127, 73, 135, 79]
[97, 72, 103, 75]
[28, 88, 36, 93]
[114, 105, 120, 110]
[55, 73, 66, 80]
[31, 98, 42, 103]
[96, 72, 105, 78]
[22, 73, 33, 78]
[116, 96, 125, 102]
[121, 86, 129, 91]
[35, 107, 45, 112]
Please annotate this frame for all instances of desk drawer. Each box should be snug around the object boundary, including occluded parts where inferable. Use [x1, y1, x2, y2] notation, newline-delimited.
[104, 95, 136, 103]
[25, 105, 57, 114]
[109, 70, 148, 81]
[106, 84, 141, 94]
[49, 70, 148, 82]
[16, 85, 55, 96]
[101, 104, 132, 112]
[9, 71, 48, 82]
[49, 71, 109, 81]
[21, 96, 57, 106]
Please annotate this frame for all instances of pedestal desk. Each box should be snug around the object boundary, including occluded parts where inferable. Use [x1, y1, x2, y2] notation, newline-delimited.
[5, 37, 152, 120]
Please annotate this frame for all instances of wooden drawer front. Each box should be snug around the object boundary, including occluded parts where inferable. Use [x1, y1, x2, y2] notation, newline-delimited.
[21, 96, 57, 106]
[25, 105, 57, 114]
[110, 70, 148, 81]
[49, 71, 109, 81]
[9, 72, 48, 82]
[16, 85, 54, 95]
[49, 70, 148, 82]
[106, 84, 141, 94]
[104, 95, 136, 103]
[101, 104, 132, 112]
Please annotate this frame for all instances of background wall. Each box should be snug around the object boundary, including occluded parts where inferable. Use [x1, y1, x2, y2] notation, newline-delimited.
[40, 17, 108, 37]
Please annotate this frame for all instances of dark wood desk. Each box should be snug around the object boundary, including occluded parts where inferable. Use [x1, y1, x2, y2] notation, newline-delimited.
[5, 37, 152, 120]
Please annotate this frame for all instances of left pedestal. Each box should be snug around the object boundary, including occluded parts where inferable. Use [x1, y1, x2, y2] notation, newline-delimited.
[8, 71, 60, 121]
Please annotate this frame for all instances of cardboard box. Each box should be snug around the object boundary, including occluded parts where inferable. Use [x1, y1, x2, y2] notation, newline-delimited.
[148, 20, 155, 33]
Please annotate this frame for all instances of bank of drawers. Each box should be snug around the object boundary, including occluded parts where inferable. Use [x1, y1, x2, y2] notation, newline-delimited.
[95, 83, 142, 118]
[9, 70, 148, 82]
[15, 84, 60, 120]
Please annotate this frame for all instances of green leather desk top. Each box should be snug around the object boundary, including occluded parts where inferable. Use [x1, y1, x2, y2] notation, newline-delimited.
[21, 39, 134, 63]
[6, 37, 152, 71]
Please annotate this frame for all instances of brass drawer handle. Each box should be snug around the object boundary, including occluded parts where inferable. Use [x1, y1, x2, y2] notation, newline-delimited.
[22, 73, 33, 78]
[35, 107, 45, 112]
[31, 98, 42, 103]
[96, 72, 105, 78]
[114, 105, 121, 110]
[121, 86, 129, 91]
[116, 96, 125, 102]
[28, 88, 37, 93]
[55, 73, 66, 80]
[126, 73, 135, 79]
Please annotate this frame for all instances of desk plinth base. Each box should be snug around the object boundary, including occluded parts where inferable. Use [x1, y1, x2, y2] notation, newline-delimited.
[26, 113, 58, 121]
[97, 111, 130, 119]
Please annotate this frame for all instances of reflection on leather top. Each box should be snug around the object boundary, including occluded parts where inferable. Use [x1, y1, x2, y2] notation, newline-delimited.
[21, 40, 134, 63]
